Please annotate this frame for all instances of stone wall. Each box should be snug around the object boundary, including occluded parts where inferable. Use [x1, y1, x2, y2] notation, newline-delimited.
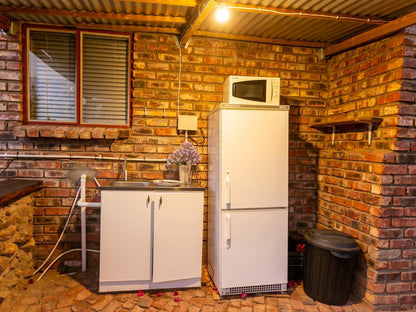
[0, 195, 35, 303]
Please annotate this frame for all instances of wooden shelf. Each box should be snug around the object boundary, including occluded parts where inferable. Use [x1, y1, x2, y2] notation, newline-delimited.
[311, 118, 382, 146]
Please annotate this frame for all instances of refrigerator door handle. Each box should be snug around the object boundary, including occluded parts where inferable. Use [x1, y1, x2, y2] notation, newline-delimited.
[225, 172, 231, 208]
[225, 214, 231, 249]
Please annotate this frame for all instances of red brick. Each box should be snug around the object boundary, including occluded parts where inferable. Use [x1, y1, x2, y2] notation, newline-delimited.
[405, 228, 416, 237]
[389, 260, 413, 270]
[403, 249, 416, 258]
[383, 165, 408, 174]
[394, 176, 416, 185]
[44, 207, 71, 215]
[374, 295, 398, 305]
[399, 295, 416, 304]
[44, 189, 71, 197]
[389, 239, 414, 249]
[91, 128, 105, 139]
[405, 207, 416, 216]
[387, 283, 411, 293]
[371, 228, 403, 239]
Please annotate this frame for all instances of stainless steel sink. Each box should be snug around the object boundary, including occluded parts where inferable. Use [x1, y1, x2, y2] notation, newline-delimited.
[110, 181, 152, 187]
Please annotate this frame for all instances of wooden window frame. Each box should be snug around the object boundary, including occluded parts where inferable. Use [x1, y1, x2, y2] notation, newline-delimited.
[22, 24, 132, 128]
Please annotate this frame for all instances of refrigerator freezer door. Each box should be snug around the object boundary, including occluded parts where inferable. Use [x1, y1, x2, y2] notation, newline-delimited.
[221, 209, 288, 288]
[220, 208, 288, 288]
[221, 109, 288, 209]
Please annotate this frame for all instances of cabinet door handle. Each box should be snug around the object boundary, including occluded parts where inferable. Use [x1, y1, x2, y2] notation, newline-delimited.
[159, 196, 162, 206]
[147, 195, 150, 205]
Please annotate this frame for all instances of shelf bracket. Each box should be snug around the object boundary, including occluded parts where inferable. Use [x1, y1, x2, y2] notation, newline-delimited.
[368, 123, 372, 146]
[331, 126, 335, 146]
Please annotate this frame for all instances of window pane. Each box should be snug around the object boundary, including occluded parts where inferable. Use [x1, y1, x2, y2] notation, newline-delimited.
[82, 34, 129, 125]
[29, 31, 76, 122]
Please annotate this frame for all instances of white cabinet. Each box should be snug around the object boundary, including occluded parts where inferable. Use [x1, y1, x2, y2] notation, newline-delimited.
[100, 191, 152, 283]
[99, 189, 204, 292]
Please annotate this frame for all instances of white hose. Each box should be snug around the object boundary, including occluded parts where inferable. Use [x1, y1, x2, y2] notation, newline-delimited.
[36, 248, 100, 281]
[31, 186, 81, 276]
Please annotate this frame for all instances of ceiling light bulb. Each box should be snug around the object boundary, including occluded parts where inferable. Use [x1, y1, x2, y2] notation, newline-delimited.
[215, 7, 230, 23]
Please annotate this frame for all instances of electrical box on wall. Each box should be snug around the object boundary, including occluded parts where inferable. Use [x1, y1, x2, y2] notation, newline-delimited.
[178, 115, 197, 131]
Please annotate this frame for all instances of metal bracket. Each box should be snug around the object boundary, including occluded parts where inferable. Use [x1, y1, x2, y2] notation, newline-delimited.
[367, 123, 373, 146]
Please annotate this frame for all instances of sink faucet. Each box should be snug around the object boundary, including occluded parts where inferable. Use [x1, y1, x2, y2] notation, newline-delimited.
[123, 157, 128, 181]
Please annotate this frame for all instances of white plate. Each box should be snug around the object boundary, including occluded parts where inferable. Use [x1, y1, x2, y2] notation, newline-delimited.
[153, 179, 182, 186]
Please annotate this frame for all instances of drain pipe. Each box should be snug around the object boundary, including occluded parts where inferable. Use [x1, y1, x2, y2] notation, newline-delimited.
[77, 173, 101, 272]
[0, 152, 166, 163]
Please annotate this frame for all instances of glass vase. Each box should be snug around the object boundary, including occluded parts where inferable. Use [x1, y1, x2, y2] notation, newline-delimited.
[179, 164, 192, 184]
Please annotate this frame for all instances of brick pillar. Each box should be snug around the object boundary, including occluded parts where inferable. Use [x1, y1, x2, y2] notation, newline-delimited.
[320, 28, 416, 310]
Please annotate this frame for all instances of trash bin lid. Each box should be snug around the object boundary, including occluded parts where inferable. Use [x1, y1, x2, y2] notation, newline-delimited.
[304, 229, 361, 253]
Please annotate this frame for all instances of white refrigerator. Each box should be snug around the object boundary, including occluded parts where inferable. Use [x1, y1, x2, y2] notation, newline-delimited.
[207, 104, 289, 297]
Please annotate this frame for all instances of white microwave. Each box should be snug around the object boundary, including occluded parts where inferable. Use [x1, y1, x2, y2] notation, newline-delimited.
[223, 76, 280, 105]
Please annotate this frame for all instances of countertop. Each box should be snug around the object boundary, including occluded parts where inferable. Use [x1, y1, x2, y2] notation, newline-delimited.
[100, 181, 204, 191]
[0, 179, 43, 207]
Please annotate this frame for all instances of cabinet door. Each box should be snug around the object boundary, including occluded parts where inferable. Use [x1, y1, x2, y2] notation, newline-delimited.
[153, 191, 204, 283]
[100, 190, 152, 282]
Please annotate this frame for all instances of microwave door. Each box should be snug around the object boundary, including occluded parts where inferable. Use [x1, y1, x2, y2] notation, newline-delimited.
[233, 80, 266, 103]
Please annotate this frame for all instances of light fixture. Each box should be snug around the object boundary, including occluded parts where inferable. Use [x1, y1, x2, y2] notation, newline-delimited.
[215, 6, 230, 23]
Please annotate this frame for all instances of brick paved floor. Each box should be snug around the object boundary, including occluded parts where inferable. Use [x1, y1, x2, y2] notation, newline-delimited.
[0, 267, 373, 312]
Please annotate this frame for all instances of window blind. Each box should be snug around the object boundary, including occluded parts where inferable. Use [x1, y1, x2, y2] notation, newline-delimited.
[29, 31, 76, 122]
[82, 34, 129, 125]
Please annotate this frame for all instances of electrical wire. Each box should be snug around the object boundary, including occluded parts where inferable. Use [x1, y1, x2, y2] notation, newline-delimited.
[189, 128, 206, 147]
[0, 158, 15, 176]
[222, 5, 387, 24]
[177, 44, 182, 118]
[37, 248, 100, 281]
[31, 186, 81, 276]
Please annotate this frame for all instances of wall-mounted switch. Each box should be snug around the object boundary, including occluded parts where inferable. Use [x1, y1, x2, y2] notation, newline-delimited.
[178, 115, 197, 131]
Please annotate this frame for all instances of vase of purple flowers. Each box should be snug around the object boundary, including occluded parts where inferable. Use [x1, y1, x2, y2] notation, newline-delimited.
[167, 141, 201, 184]
[179, 164, 192, 184]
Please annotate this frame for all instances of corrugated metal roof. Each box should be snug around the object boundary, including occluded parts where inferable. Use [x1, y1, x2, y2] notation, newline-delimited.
[1, 0, 416, 51]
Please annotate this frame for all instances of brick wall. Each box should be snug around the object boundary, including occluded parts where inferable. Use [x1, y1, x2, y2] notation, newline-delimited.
[2, 22, 416, 311]
[317, 28, 416, 310]
[0, 30, 324, 266]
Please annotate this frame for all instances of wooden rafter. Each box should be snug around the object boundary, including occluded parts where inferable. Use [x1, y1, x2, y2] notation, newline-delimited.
[0, 14, 11, 31]
[222, 3, 389, 25]
[179, 0, 216, 46]
[0, 6, 186, 24]
[76, 23, 180, 34]
[325, 10, 416, 56]
[195, 30, 330, 48]
[113, 0, 197, 7]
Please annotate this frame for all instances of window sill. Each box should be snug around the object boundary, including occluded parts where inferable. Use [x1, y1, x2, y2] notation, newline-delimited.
[13, 125, 131, 140]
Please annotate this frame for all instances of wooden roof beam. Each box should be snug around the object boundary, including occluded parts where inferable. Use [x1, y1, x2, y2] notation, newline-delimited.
[325, 10, 416, 56]
[179, 0, 216, 46]
[113, 0, 197, 7]
[76, 23, 180, 34]
[195, 30, 330, 48]
[221, 3, 389, 25]
[0, 14, 11, 31]
[0, 5, 186, 24]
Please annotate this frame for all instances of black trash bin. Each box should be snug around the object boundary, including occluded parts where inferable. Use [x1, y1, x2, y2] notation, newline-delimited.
[303, 229, 361, 306]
